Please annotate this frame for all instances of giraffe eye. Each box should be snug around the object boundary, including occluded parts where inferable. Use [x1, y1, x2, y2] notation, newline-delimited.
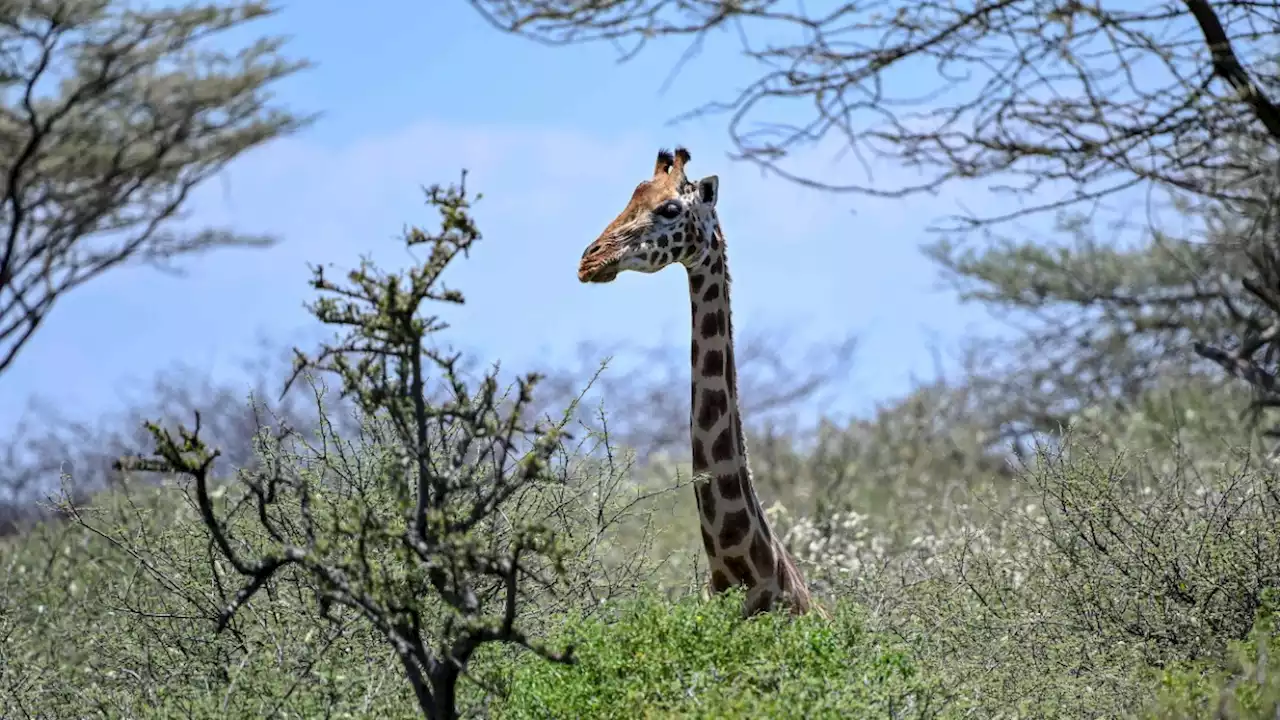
[655, 201, 681, 219]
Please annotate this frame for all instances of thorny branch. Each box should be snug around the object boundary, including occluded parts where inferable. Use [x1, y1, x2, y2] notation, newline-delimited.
[116, 176, 576, 720]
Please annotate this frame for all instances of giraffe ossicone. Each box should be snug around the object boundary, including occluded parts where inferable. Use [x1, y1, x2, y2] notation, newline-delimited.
[577, 146, 820, 618]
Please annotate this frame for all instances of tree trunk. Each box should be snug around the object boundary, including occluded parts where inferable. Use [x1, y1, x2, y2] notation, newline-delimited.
[431, 664, 462, 720]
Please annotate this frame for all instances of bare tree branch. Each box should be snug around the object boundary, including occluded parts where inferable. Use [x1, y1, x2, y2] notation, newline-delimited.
[469, 0, 1280, 229]
[1183, 0, 1280, 139]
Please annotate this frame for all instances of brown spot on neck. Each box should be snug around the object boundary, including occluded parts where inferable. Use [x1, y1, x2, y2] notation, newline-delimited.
[688, 249, 742, 477]
[687, 246, 787, 592]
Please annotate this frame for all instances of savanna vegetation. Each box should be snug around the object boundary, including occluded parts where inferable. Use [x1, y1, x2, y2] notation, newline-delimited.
[4, 0, 1280, 718]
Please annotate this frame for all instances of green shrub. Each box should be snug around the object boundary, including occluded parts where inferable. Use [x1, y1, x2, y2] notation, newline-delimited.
[774, 381, 1280, 718]
[494, 590, 946, 719]
[0, 480, 420, 718]
[1149, 588, 1280, 719]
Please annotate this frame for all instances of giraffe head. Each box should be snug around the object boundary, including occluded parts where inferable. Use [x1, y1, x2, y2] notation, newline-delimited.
[578, 146, 720, 284]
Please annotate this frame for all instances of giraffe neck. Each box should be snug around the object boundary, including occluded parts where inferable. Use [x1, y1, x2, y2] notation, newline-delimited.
[686, 228, 781, 593]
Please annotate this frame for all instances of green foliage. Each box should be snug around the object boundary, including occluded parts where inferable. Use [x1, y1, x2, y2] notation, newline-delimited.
[1149, 589, 1280, 719]
[923, 217, 1249, 443]
[0, 418, 673, 718]
[750, 374, 1278, 718]
[1, 482, 420, 718]
[922, 165, 1280, 446]
[495, 590, 942, 719]
[872, 441, 1279, 716]
[4, 365, 1280, 719]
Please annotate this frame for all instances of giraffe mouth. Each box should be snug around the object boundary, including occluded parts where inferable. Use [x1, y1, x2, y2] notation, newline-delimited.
[579, 258, 620, 283]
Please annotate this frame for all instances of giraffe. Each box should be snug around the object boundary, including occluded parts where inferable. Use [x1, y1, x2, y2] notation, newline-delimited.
[576, 146, 818, 618]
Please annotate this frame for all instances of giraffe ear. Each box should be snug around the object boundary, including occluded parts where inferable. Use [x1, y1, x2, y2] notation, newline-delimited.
[696, 175, 719, 206]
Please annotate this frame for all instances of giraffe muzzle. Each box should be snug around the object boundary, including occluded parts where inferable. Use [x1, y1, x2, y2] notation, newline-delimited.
[578, 259, 619, 283]
[578, 240, 622, 283]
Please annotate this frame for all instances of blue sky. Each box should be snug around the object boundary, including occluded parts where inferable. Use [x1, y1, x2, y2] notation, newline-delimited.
[0, 0, 1013, 436]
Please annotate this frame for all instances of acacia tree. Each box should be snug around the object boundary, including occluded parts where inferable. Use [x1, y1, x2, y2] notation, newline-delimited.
[0, 0, 309, 376]
[119, 175, 575, 720]
[924, 185, 1280, 446]
[466, 0, 1280, 438]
